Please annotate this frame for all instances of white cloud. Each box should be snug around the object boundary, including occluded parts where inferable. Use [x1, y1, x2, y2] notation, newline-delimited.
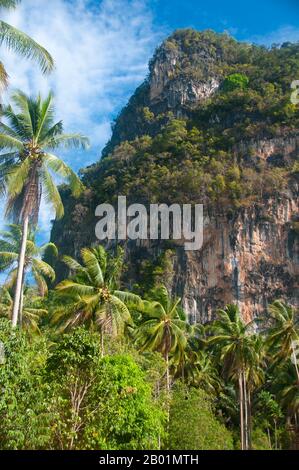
[0, 0, 164, 236]
[1, 0, 163, 158]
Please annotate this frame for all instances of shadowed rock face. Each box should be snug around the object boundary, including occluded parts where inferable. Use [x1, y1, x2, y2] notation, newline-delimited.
[50, 30, 299, 325]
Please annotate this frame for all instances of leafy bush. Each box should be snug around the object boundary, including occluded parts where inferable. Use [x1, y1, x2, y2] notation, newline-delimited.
[222, 73, 249, 92]
[168, 383, 234, 450]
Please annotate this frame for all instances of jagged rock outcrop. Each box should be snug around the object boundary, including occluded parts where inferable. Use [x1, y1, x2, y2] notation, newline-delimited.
[102, 29, 239, 156]
[50, 29, 299, 325]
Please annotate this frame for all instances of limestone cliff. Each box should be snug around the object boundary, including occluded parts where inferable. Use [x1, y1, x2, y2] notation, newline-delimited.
[50, 29, 299, 324]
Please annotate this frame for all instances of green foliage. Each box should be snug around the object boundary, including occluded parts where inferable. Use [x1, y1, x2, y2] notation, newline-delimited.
[0, 27, 299, 451]
[251, 428, 272, 450]
[222, 73, 249, 92]
[168, 383, 234, 449]
[0, 286, 47, 330]
[52, 245, 141, 339]
[0, 224, 57, 295]
[79, 33, 299, 217]
[0, 319, 52, 449]
[0, 0, 53, 89]
[0, 325, 165, 450]
[0, 91, 89, 221]
[87, 354, 165, 449]
[45, 329, 165, 449]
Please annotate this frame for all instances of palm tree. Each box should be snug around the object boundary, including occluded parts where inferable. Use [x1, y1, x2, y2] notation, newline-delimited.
[0, 91, 89, 326]
[0, 285, 47, 330]
[0, 223, 57, 288]
[208, 304, 262, 450]
[0, 224, 57, 325]
[267, 300, 299, 380]
[274, 361, 299, 429]
[53, 245, 141, 355]
[0, 0, 54, 89]
[134, 285, 187, 393]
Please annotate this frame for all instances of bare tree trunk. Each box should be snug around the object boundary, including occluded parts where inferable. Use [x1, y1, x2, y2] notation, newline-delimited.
[165, 351, 170, 394]
[239, 371, 245, 450]
[248, 388, 252, 450]
[243, 370, 249, 450]
[12, 215, 28, 328]
[274, 419, 278, 450]
[267, 427, 272, 449]
[101, 329, 104, 357]
[19, 279, 24, 328]
[18, 267, 25, 328]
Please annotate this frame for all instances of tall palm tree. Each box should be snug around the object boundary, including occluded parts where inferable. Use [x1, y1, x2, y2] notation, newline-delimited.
[0, 91, 89, 326]
[134, 285, 187, 393]
[0, 224, 57, 325]
[272, 360, 299, 435]
[0, 0, 54, 89]
[208, 304, 262, 450]
[267, 300, 299, 380]
[53, 246, 141, 355]
[0, 285, 47, 331]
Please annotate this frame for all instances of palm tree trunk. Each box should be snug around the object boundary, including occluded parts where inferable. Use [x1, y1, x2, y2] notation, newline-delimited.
[101, 328, 104, 357]
[243, 370, 249, 450]
[18, 279, 24, 328]
[238, 371, 245, 450]
[12, 215, 28, 327]
[267, 427, 272, 449]
[165, 351, 170, 394]
[248, 388, 252, 450]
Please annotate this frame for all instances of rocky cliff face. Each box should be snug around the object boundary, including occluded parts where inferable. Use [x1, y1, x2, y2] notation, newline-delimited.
[102, 29, 235, 156]
[168, 183, 299, 324]
[51, 30, 299, 325]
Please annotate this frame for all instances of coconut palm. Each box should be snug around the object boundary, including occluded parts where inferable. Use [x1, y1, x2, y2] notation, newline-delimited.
[0, 0, 54, 90]
[134, 285, 187, 393]
[208, 304, 262, 450]
[0, 285, 47, 330]
[267, 300, 299, 380]
[0, 223, 57, 292]
[0, 91, 89, 326]
[53, 245, 141, 355]
[274, 361, 299, 427]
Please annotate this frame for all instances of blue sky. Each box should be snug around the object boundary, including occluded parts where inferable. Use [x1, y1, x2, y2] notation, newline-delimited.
[1, 0, 299, 240]
[151, 0, 299, 42]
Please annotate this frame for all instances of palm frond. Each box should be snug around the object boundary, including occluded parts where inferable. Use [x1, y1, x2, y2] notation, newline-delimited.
[45, 133, 90, 150]
[44, 153, 84, 197]
[40, 166, 64, 219]
[35, 92, 55, 141]
[0, 1, 21, 10]
[114, 290, 143, 307]
[81, 247, 104, 286]
[0, 20, 54, 74]
[32, 267, 48, 296]
[0, 133, 23, 150]
[32, 257, 55, 282]
[6, 156, 30, 199]
[55, 279, 95, 297]
[61, 255, 85, 274]
[0, 61, 8, 90]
